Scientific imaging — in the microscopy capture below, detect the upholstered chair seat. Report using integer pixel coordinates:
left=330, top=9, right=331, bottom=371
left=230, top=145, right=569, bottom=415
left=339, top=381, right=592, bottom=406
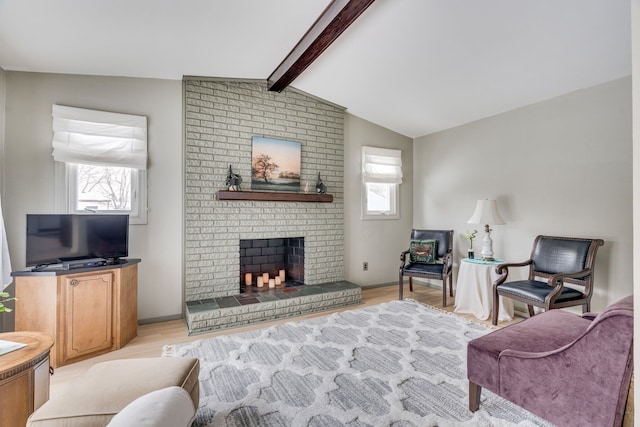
left=496, top=279, right=585, bottom=304
left=402, top=262, right=445, bottom=276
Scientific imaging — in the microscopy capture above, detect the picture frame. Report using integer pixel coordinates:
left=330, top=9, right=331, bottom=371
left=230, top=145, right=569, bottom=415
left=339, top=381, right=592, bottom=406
left=251, top=136, right=301, bottom=192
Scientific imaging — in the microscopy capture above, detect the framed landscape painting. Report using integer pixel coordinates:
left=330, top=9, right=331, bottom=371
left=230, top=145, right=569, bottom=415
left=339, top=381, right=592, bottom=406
left=251, top=136, right=301, bottom=192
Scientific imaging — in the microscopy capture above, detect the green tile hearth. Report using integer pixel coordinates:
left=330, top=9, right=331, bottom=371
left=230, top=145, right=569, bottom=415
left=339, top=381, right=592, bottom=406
left=185, top=281, right=362, bottom=334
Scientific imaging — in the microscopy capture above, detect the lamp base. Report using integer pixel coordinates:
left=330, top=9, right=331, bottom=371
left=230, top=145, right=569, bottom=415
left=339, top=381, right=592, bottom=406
left=480, top=224, right=495, bottom=261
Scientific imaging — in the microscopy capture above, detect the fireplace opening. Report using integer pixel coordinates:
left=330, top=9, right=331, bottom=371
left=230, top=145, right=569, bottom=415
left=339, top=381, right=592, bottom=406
left=239, top=237, right=304, bottom=292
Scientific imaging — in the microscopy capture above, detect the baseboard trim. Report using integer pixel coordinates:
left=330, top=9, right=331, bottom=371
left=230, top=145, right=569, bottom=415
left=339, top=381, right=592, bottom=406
left=138, top=313, right=183, bottom=325
left=360, top=282, right=396, bottom=289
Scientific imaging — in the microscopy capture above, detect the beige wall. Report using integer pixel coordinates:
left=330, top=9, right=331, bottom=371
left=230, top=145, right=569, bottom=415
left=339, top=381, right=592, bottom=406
left=3, top=72, right=183, bottom=322
left=0, top=67, right=5, bottom=187
left=0, top=66, right=11, bottom=332
left=414, top=77, right=633, bottom=312
left=344, top=114, right=413, bottom=286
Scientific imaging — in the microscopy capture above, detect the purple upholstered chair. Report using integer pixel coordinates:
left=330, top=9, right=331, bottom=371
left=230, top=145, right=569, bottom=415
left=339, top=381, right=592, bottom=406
left=467, top=295, right=633, bottom=427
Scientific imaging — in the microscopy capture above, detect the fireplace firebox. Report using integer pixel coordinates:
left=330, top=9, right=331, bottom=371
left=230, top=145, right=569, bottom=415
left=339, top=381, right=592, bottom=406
left=239, top=237, right=304, bottom=292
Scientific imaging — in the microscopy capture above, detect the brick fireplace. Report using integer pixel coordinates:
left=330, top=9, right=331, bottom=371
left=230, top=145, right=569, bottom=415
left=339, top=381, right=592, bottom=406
left=184, top=78, right=349, bottom=304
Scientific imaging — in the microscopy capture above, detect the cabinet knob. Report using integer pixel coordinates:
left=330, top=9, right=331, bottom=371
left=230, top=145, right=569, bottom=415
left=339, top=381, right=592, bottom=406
left=70, top=279, right=79, bottom=286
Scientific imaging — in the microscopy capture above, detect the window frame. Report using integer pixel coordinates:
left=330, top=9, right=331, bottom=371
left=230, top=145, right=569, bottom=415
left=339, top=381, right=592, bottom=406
left=361, top=145, right=402, bottom=220
left=361, top=181, right=400, bottom=220
left=56, top=162, right=147, bottom=224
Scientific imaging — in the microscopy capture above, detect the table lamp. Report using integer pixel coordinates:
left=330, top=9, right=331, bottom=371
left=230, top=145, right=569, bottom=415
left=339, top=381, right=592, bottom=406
left=467, top=199, right=505, bottom=261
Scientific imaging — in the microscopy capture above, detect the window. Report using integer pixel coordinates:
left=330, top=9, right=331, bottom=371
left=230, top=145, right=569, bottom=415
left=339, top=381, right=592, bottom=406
left=364, top=182, right=398, bottom=217
left=52, top=105, right=148, bottom=224
left=361, top=146, right=402, bottom=220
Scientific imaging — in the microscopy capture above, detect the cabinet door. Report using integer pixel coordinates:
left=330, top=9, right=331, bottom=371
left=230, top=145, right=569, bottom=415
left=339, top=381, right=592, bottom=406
left=62, top=273, right=114, bottom=364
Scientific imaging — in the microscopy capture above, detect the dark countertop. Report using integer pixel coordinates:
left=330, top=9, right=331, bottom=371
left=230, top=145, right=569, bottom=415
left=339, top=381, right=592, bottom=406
left=11, top=258, right=141, bottom=277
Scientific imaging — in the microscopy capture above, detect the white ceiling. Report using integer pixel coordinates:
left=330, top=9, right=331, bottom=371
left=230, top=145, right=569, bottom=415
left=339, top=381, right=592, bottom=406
left=0, top=0, right=631, bottom=138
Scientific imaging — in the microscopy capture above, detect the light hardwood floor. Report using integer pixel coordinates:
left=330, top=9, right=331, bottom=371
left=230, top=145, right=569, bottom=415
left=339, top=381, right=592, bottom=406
left=49, top=283, right=523, bottom=396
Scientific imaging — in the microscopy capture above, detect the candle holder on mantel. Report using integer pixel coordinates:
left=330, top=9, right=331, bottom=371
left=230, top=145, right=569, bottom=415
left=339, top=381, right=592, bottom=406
left=225, top=165, right=242, bottom=191
left=316, top=173, right=327, bottom=194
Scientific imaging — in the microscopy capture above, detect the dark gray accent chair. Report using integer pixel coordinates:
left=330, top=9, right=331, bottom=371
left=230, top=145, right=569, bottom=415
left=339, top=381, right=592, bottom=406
left=492, top=235, right=604, bottom=325
left=399, top=229, right=453, bottom=306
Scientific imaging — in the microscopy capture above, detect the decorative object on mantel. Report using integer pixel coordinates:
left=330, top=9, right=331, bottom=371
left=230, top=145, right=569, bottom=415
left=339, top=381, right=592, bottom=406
left=315, top=172, right=327, bottom=194
left=225, top=165, right=242, bottom=191
left=464, top=229, right=478, bottom=259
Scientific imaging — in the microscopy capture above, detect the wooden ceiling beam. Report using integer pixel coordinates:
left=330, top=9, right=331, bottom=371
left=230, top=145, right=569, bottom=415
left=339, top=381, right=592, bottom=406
left=267, top=0, right=376, bottom=92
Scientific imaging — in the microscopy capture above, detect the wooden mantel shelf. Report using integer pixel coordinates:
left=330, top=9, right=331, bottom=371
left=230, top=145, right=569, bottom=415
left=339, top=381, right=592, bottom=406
left=217, top=190, right=333, bottom=203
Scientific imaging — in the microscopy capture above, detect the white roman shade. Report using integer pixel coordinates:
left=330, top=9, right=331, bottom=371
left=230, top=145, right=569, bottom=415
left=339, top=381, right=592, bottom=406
left=0, top=196, right=12, bottom=290
left=52, top=105, right=148, bottom=170
left=362, top=146, right=403, bottom=184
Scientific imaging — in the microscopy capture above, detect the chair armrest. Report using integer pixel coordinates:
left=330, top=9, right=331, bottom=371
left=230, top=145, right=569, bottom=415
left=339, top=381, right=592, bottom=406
left=400, top=250, right=410, bottom=269
left=548, top=268, right=592, bottom=284
left=498, top=303, right=630, bottom=362
left=442, top=251, right=453, bottom=272
left=545, top=268, right=592, bottom=300
left=493, top=259, right=533, bottom=286
left=496, top=311, right=633, bottom=426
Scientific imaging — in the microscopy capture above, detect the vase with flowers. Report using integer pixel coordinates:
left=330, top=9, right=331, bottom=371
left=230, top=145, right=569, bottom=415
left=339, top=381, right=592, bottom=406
left=464, top=230, right=478, bottom=259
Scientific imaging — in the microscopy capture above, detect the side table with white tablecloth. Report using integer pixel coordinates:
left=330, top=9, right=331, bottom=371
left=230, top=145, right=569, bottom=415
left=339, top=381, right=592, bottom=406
left=454, top=258, right=514, bottom=322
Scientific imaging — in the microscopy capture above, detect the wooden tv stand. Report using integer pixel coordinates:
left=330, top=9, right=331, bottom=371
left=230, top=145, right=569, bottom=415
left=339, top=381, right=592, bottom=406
left=12, top=259, right=140, bottom=368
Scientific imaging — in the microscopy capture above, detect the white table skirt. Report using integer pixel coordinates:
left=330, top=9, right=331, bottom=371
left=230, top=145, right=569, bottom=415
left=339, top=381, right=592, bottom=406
left=454, top=259, right=514, bottom=321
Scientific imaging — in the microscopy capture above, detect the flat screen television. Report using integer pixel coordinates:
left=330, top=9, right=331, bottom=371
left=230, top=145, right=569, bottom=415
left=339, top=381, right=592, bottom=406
left=26, top=214, right=129, bottom=267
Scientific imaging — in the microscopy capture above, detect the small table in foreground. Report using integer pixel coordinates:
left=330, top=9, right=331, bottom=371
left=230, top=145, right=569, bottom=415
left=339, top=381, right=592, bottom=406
left=0, top=331, right=54, bottom=426
left=454, top=258, right=514, bottom=322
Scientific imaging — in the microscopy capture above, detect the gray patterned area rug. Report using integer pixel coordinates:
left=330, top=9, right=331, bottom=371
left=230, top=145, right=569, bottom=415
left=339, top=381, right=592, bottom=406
left=163, top=299, right=554, bottom=427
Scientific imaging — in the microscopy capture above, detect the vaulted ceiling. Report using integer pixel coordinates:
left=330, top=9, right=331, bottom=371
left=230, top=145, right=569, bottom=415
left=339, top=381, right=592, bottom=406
left=0, top=0, right=630, bottom=138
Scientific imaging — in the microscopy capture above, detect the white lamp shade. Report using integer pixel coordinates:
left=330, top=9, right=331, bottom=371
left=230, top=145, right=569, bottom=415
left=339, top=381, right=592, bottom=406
left=467, top=199, right=505, bottom=225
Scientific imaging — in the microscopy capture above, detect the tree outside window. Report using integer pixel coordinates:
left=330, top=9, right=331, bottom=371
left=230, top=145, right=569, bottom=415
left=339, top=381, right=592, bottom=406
left=76, top=164, right=131, bottom=211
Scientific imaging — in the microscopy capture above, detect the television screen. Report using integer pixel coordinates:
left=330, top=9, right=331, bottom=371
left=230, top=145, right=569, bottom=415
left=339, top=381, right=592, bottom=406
left=26, top=214, right=129, bottom=267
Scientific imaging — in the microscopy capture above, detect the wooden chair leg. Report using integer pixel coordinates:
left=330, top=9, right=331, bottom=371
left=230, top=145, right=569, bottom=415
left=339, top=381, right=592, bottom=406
left=442, top=278, right=447, bottom=307
left=492, top=291, right=500, bottom=325
left=399, top=274, right=404, bottom=300
left=582, top=302, right=590, bottom=313
left=449, top=275, right=453, bottom=297
left=469, top=381, right=482, bottom=412
left=409, top=277, right=413, bottom=292
left=527, top=305, right=535, bottom=317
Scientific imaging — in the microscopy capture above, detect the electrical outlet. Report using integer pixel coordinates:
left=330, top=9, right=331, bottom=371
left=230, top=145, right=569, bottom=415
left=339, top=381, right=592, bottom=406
left=363, top=262, right=368, bottom=271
